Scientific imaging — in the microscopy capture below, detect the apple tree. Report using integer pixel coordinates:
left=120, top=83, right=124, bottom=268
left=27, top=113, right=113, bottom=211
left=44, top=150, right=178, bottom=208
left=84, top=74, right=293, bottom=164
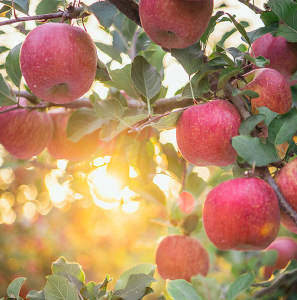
left=0, top=0, right=297, bottom=299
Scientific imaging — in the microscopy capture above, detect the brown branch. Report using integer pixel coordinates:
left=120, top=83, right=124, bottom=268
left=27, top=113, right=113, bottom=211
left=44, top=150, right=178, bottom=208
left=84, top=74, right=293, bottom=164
left=237, top=0, right=264, bottom=14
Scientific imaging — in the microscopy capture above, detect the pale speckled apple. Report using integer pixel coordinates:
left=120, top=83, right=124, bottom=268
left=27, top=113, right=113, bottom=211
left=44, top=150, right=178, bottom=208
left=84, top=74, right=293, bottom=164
left=155, top=235, right=209, bottom=281
left=0, top=98, right=53, bottom=159
left=274, top=158, right=297, bottom=234
left=176, top=100, right=241, bottom=167
left=203, top=177, right=280, bottom=251
left=47, top=108, right=99, bottom=161
left=20, top=23, right=97, bottom=104
left=251, top=34, right=297, bottom=86
left=139, top=0, right=213, bottom=49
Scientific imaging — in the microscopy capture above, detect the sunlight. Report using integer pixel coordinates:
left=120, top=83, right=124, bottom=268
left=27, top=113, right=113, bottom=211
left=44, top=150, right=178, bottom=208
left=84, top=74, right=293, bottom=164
left=193, top=166, right=211, bottom=182
left=48, top=183, right=67, bottom=204
left=159, top=129, right=178, bottom=151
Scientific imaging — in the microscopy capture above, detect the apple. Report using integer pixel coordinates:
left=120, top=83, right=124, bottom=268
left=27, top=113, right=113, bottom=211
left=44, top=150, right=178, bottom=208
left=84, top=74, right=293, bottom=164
left=47, top=108, right=99, bottom=161
left=0, top=98, right=53, bottom=159
left=263, top=237, right=297, bottom=279
left=233, top=68, right=292, bottom=115
left=178, top=191, right=195, bottom=214
left=176, top=100, right=241, bottom=167
left=139, top=0, right=213, bottom=49
left=20, top=23, right=97, bottom=104
left=251, top=33, right=297, bottom=86
left=155, top=235, right=209, bottom=281
left=274, top=158, right=297, bottom=234
left=203, top=177, right=280, bottom=251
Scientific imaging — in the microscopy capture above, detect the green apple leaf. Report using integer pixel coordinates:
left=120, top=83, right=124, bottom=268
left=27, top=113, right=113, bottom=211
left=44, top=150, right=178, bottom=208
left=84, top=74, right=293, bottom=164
left=0, top=74, right=17, bottom=106
left=226, top=13, right=250, bottom=45
left=5, top=42, right=22, bottom=87
left=226, top=47, right=244, bottom=59
left=275, top=23, right=297, bottom=43
left=7, top=277, right=26, bottom=300
left=191, top=275, right=221, bottom=300
left=105, top=64, right=141, bottom=99
left=226, top=272, right=255, bottom=300
left=26, top=290, right=45, bottom=300
left=131, top=55, right=162, bottom=100
left=211, top=51, right=236, bottom=67
left=246, top=22, right=279, bottom=44
left=35, top=0, right=62, bottom=16
left=261, top=11, right=279, bottom=26
left=284, top=138, right=297, bottom=162
left=244, top=53, right=270, bottom=68
left=217, top=67, right=244, bottom=89
left=167, top=280, right=201, bottom=300
left=95, top=42, right=122, bottom=64
left=94, top=98, right=124, bottom=121
left=94, top=275, right=111, bottom=299
left=95, top=58, right=111, bottom=82
left=257, top=107, right=279, bottom=126
left=0, top=5, right=12, bottom=18
left=171, top=43, right=204, bottom=75
left=239, top=114, right=266, bottom=135
left=44, top=275, right=80, bottom=300
left=268, top=108, right=297, bottom=145
left=81, top=282, right=97, bottom=300
left=0, top=46, right=9, bottom=54
left=185, top=173, right=207, bottom=198
left=0, top=0, right=29, bottom=15
left=232, top=136, right=280, bottom=166
left=232, top=87, right=259, bottom=99
left=200, top=11, right=225, bottom=44
left=151, top=109, right=184, bottom=130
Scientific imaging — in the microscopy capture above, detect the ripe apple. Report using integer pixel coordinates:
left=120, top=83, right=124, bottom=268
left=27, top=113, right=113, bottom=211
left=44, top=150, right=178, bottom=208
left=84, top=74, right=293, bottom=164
left=203, top=177, right=280, bottom=251
left=251, top=33, right=297, bottom=86
left=176, top=100, right=241, bottom=167
left=47, top=108, right=99, bottom=161
left=20, top=23, right=97, bottom=104
left=139, top=0, right=213, bottom=49
left=233, top=68, right=292, bottom=115
left=263, top=237, right=297, bottom=279
left=274, top=158, right=297, bottom=234
left=0, top=98, right=53, bottom=159
left=178, top=191, right=195, bottom=214
left=155, top=235, right=209, bottom=281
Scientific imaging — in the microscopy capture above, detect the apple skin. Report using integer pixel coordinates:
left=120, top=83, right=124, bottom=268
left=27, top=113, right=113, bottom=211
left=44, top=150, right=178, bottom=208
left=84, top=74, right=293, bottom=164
left=155, top=235, right=209, bottom=281
left=263, top=237, right=297, bottom=279
left=233, top=68, right=292, bottom=115
left=203, top=177, right=280, bottom=251
left=20, top=23, right=97, bottom=104
left=47, top=108, right=99, bottom=161
left=251, top=33, right=297, bottom=86
left=274, top=158, right=297, bottom=234
left=0, top=98, right=53, bottom=159
left=176, top=100, right=241, bottom=167
left=139, top=0, right=213, bottom=49
left=178, top=191, right=195, bottom=214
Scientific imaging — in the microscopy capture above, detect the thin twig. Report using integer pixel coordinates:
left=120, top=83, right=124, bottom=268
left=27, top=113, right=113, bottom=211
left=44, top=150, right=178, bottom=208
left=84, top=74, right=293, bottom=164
left=237, top=0, right=264, bottom=14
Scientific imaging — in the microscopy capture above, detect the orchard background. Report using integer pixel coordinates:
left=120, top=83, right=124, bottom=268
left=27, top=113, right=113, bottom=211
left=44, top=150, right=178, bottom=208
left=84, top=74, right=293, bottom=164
left=0, top=0, right=297, bottom=299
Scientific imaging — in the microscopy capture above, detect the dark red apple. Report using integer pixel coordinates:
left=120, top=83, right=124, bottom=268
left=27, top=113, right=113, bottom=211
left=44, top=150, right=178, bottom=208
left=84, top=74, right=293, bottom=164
left=0, top=98, right=53, bottom=159
left=203, top=177, right=280, bottom=251
left=139, top=0, right=213, bottom=49
left=47, top=108, right=99, bottom=161
left=176, top=100, right=241, bottom=167
left=20, top=23, right=97, bottom=104
left=155, top=235, right=209, bottom=281
left=251, top=33, right=297, bottom=86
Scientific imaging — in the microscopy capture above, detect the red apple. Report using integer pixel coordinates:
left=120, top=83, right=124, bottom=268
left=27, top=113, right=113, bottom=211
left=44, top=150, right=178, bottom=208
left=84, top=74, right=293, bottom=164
left=233, top=68, right=292, bottom=115
left=139, top=0, right=213, bottom=49
left=47, top=108, right=99, bottom=161
left=274, top=158, right=297, bottom=234
left=0, top=98, right=53, bottom=159
left=176, top=100, right=241, bottom=167
left=155, top=235, right=209, bottom=281
left=20, top=23, right=97, bottom=104
left=203, top=177, right=280, bottom=251
left=178, top=191, right=195, bottom=214
left=251, top=33, right=297, bottom=86
left=263, top=237, right=297, bottom=279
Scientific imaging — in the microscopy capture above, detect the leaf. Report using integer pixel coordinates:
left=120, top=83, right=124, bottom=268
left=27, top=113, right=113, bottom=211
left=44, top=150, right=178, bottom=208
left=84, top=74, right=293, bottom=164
left=0, top=0, right=29, bottom=14
left=0, top=74, right=17, bottom=106
left=191, top=275, right=221, bottom=300
left=44, top=275, right=80, bottom=300
left=5, top=42, right=22, bottom=87
left=239, top=114, right=266, bottom=135
left=185, top=173, right=207, bottom=199
left=115, top=263, right=156, bottom=291
left=95, top=42, right=122, bottom=64
left=89, top=2, right=118, bottom=29
left=0, top=5, right=12, bottom=18
left=232, top=136, right=280, bottom=166
left=227, top=272, right=255, bottom=300
left=0, top=46, right=9, bottom=54
left=268, top=108, right=297, bottom=145
left=114, top=274, right=157, bottom=300
left=232, top=87, right=259, bottom=99
left=81, top=282, right=97, bottom=300
left=7, top=277, right=26, bottom=300
left=35, top=0, right=62, bottom=17
left=94, top=99, right=124, bottom=121
left=167, top=280, right=201, bottom=300
left=257, top=107, right=279, bottom=126
left=200, top=11, right=225, bottom=44
left=217, top=67, right=244, bottom=89
left=261, top=11, right=279, bottom=26
left=246, top=22, right=279, bottom=44
left=219, top=21, right=249, bottom=47
left=171, top=43, right=204, bottom=75
left=137, top=139, right=155, bottom=180
left=152, top=110, right=184, bottom=130
left=52, top=257, right=85, bottom=291
left=226, top=13, right=250, bottom=45
left=26, top=290, right=45, bottom=300
left=244, top=53, right=270, bottom=68
left=194, top=60, right=226, bottom=85
left=66, top=107, right=107, bottom=142
left=275, top=23, right=297, bottom=42
left=285, top=138, right=297, bottom=162
left=131, top=55, right=162, bottom=100
left=96, top=58, right=111, bottom=82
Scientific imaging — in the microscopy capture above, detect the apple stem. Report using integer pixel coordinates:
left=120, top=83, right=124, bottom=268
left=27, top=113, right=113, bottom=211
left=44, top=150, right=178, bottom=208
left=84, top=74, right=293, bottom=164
left=11, top=0, right=18, bottom=20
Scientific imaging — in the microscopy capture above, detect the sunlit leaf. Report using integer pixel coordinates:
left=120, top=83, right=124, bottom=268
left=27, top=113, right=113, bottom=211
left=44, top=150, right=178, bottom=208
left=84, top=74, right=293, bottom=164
left=0, top=0, right=29, bottom=14
left=94, top=99, right=124, bottom=121
left=152, top=110, right=184, bottom=130
left=88, top=1, right=118, bottom=28
left=26, top=290, right=45, bottom=300
left=5, top=42, right=22, bottom=87
left=167, top=280, right=201, bottom=300
left=95, top=42, right=122, bottom=64
left=191, top=275, right=221, bottom=300
left=7, top=277, right=26, bottom=299
left=227, top=272, right=255, bottom=300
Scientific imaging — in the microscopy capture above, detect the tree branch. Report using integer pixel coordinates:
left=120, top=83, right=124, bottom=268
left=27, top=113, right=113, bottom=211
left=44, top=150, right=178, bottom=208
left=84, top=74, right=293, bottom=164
left=237, top=0, right=263, bottom=14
